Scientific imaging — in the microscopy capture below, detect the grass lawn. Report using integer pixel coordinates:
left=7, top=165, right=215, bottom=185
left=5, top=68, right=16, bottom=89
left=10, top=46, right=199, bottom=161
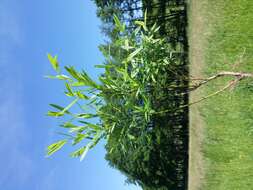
left=188, top=0, right=253, bottom=189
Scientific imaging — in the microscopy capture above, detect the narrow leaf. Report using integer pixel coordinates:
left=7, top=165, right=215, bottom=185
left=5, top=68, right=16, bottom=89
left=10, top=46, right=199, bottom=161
left=144, top=9, right=148, bottom=31
left=72, top=133, right=88, bottom=145
left=61, top=122, right=77, bottom=129
left=65, top=83, right=74, bottom=96
left=79, top=121, right=101, bottom=131
left=75, top=91, right=89, bottom=99
left=72, top=82, right=85, bottom=87
left=77, top=113, right=98, bottom=119
left=47, top=54, right=60, bottom=72
left=135, top=20, right=145, bottom=27
left=65, top=66, right=81, bottom=81
left=46, top=139, right=67, bottom=156
left=80, top=144, right=91, bottom=161
left=49, top=104, right=71, bottom=114
left=45, top=75, right=70, bottom=80
left=113, top=15, right=125, bottom=32
left=60, top=98, right=79, bottom=115
left=47, top=111, right=64, bottom=117
left=70, top=146, right=86, bottom=158
left=126, top=47, right=142, bottom=62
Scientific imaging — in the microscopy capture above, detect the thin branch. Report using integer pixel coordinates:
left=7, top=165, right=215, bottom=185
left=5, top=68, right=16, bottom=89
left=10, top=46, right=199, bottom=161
left=188, top=77, right=243, bottom=106
left=190, top=71, right=253, bottom=91
left=187, top=71, right=253, bottom=106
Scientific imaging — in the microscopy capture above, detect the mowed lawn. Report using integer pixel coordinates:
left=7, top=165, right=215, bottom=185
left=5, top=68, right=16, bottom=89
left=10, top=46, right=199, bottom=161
left=189, top=0, right=253, bottom=189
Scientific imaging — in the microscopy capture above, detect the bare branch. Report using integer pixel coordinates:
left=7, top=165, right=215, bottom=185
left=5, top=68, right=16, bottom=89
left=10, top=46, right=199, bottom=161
left=190, top=71, right=253, bottom=91
left=188, top=71, right=253, bottom=106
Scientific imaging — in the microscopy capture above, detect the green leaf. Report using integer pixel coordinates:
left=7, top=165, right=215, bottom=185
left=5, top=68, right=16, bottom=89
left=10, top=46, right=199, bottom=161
left=89, top=132, right=103, bottom=149
left=65, top=66, right=81, bottom=81
left=113, top=15, right=125, bottom=32
left=47, top=53, right=60, bottom=73
left=77, top=113, right=98, bottom=119
left=59, top=98, right=79, bottom=115
left=135, top=20, right=145, bottom=27
left=144, top=9, right=148, bottom=31
left=151, top=74, right=156, bottom=83
left=127, top=134, right=136, bottom=140
left=47, top=111, right=64, bottom=117
left=65, top=83, right=74, bottom=96
left=122, top=39, right=134, bottom=51
left=45, top=75, right=70, bottom=80
left=75, top=91, right=89, bottom=99
left=65, top=67, right=99, bottom=89
left=80, top=70, right=100, bottom=89
left=70, top=146, right=86, bottom=158
left=145, top=111, right=149, bottom=122
left=71, top=132, right=103, bottom=161
left=94, top=64, right=107, bottom=68
left=135, top=18, right=147, bottom=31
left=69, top=126, right=86, bottom=133
left=108, top=123, right=116, bottom=134
left=150, top=23, right=160, bottom=33
left=61, top=122, right=77, bottom=128
left=79, top=121, right=101, bottom=131
left=134, top=26, right=141, bottom=36
left=46, top=139, right=67, bottom=156
left=80, top=143, right=91, bottom=161
left=126, top=47, right=142, bottom=62
left=49, top=104, right=71, bottom=114
left=113, top=14, right=121, bottom=27
left=72, top=133, right=88, bottom=145
left=71, top=82, right=85, bottom=87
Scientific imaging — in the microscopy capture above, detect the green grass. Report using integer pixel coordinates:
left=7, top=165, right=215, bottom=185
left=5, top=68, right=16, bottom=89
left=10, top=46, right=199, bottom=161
left=194, top=0, right=253, bottom=189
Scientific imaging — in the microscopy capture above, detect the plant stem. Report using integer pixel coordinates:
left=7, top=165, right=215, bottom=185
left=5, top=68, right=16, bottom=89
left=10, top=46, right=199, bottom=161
left=188, top=71, right=253, bottom=106
left=190, top=71, right=253, bottom=91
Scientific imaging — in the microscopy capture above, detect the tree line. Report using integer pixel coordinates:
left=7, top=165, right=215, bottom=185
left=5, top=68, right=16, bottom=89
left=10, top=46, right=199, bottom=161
left=92, top=0, right=189, bottom=189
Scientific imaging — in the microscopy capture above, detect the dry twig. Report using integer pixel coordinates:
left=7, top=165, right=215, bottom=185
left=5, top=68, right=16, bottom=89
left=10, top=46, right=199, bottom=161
left=189, top=71, right=253, bottom=106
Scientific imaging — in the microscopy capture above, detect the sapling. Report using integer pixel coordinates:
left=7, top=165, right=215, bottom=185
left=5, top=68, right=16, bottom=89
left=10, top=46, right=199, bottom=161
left=45, top=15, right=253, bottom=161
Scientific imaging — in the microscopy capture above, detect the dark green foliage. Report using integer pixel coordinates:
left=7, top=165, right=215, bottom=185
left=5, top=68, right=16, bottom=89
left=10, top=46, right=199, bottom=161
left=92, top=0, right=141, bottom=39
left=106, top=125, right=177, bottom=189
left=92, top=1, right=189, bottom=189
left=100, top=18, right=188, bottom=189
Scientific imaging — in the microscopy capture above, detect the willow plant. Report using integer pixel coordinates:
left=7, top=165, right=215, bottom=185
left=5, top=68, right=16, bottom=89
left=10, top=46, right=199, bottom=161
left=46, top=14, right=182, bottom=160
left=46, top=14, right=253, bottom=162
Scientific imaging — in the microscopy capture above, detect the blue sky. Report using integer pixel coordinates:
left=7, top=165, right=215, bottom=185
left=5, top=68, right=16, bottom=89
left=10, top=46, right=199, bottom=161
left=0, top=0, right=141, bottom=189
